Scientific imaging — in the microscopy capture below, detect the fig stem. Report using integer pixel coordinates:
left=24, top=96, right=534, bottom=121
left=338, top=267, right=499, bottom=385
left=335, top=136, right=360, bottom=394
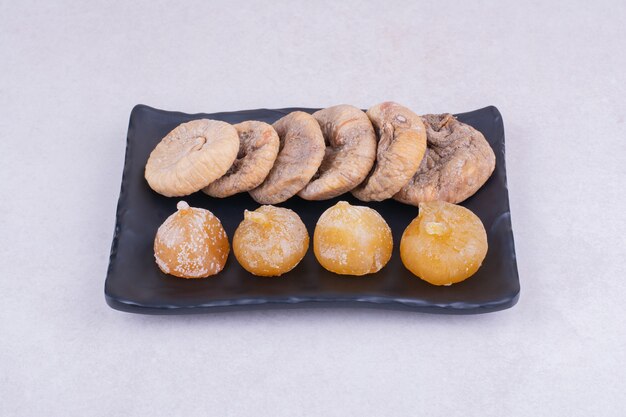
left=245, top=210, right=268, bottom=224
left=191, top=136, right=207, bottom=151
left=425, top=221, right=447, bottom=236
left=176, top=201, right=190, bottom=211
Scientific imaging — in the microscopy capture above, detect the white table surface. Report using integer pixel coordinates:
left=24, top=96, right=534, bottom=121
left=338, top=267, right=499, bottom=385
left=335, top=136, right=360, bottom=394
left=1, top=1, right=625, bottom=415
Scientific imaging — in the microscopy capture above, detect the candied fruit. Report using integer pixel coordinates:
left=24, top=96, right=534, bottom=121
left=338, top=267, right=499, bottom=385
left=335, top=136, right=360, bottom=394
left=154, top=201, right=230, bottom=278
left=233, top=205, right=309, bottom=276
left=314, top=201, right=392, bottom=275
left=400, top=201, right=487, bottom=285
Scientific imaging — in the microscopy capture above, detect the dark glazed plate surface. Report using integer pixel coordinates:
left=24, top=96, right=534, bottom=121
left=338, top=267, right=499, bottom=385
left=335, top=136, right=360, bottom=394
left=105, top=105, right=519, bottom=315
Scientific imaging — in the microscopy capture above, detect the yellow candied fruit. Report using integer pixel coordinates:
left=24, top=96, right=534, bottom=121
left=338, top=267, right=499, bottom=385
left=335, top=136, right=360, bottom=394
left=313, top=201, right=392, bottom=276
left=233, top=205, right=309, bottom=276
left=400, top=201, right=487, bottom=286
left=153, top=201, right=230, bottom=278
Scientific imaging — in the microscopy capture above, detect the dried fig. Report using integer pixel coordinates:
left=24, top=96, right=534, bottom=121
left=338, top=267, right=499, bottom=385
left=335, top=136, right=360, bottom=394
left=145, top=119, right=239, bottom=197
left=351, top=102, right=427, bottom=201
left=394, top=114, right=496, bottom=205
left=298, top=105, right=377, bottom=200
left=203, top=121, right=279, bottom=198
left=249, top=111, right=325, bottom=204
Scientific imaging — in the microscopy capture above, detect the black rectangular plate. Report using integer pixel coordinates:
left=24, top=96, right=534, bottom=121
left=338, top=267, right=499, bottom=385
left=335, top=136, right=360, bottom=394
left=105, top=105, right=519, bottom=315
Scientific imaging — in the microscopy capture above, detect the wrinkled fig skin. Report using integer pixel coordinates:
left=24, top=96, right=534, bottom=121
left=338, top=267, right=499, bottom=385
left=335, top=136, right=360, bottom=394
left=145, top=119, right=239, bottom=197
left=249, top=111, right=325, bottom=204
left=394, top=114, right=496, bottom=205
left=352, top=102, right=427, bottom=201
left=298, top=105, right=377, bottom=200
left=203, top=121, right=279, bottom=198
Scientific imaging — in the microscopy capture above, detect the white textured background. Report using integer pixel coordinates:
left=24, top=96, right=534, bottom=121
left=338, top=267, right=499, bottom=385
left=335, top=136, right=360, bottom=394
left=1, top=1, right=625, bottom=415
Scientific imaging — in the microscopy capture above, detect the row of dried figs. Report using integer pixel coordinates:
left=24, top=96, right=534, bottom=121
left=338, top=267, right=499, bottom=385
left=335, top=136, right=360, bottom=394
left=154, top=200, right=488, bottom=286
left=145, top=102, right=496, bottom=205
